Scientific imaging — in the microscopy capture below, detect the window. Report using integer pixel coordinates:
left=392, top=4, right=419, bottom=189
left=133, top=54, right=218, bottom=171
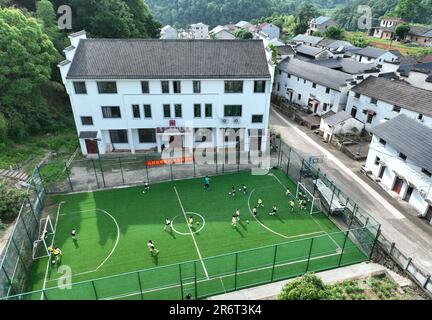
left=109, top=130, right=128, bottom=143
left=254, top=81, right=266, bottom=93
left=173, top=81, right=181, bottom=93
left=379, top=138, right=386, bottom=146
left=163, top=104, right=171, bottom=118
left=325, top=88, right=330, bottom=94
left=81, top=116, right=93, bottom=125
left=132, top=105, right=140, bottom=118
left=370, top=98, right=377, bottom=104
left=277, top=82, right=280, bottom=91
left=252, top=115, right=263, bottom=123
left=422, top=168, right=432, bottom=177
left=399, top=152, right=407, bottom=161
left=161, top=81, right=170, bottom=94
left=354, top=92, right=361, bottom=99
left=298, top=94, right=302, bottom=100
left=97, top=82, right=117, bottom=94
left=418, top=114, right=423, bottom=120
left=351, top=107, right=357, bottom=118
left=287, top=73, right=291, bottom=79
left=138, top=129, right=156, bottom=143
left=224, top=81, right=243, bottom=93
left=224, top=105, right=242, bottom=117
left=144, top=105, right=152, bottom=118
left=141, top=81, right=149, bottom=94
left=312, top=83, right=317, bottom=88
left=374, top=156, right=381, bottom=165
left=366, top=113, right=374, bottom=124
left=205, top=104, right=212, bottom=118
left=393, top=106, right=401, bottom=113
left=194, top=104, right=201, bottom=118
left=322, top=103, right=328, bottom=112
left=73, top=82, right=87, bottom=94
left=193, top=81, right=201, bottom=93
left=174, top=104, right=182, bottom=118
left=102, top=106, right=121, bottom=118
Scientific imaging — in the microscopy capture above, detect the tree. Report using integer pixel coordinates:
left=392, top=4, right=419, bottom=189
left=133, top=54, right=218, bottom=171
left=0, top=181, right=27, bottom=222
left=0, top=8, right=57, bottom=141
left=349, top=32, right=370, bottom=48
left=292, top=4, right=319, bottom=35
left=278, top=273, right=330, bottom=300
left=36, top=0, right=66, bottom=51
left=324, top=25, right=345, bottom=40
left=234, top=29, right=253, bottom=39
left=395, top=23, right=410, bottom=40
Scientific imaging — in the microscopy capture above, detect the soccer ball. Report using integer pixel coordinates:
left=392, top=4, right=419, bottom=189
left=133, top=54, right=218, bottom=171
left=196, top=221, right=200, bottom=225
left=142, top=191, right=145, bottom=194
left=239, top=188, right=241, bottom=191
left=246, top=220, right=249, bottom=224
left=228, top=192, right=231, bottom=196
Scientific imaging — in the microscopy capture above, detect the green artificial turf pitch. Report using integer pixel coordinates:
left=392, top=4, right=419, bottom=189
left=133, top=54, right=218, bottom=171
left=25, top=169, right=368, bottom=300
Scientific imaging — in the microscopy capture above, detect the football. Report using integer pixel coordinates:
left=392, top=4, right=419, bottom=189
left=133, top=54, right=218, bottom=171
left=246, top=220, right=249, bottom=224
left=196, top=221, right=200, bottom=225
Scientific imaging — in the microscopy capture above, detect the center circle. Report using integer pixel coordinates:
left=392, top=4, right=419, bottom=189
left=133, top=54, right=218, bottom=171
left=171, top=212, right=206, bottom=236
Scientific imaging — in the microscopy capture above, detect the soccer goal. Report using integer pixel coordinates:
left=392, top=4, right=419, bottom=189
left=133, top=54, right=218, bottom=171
left=32, top=216, right=55, bottom=260
left=296, top=182, right=322, bottom=215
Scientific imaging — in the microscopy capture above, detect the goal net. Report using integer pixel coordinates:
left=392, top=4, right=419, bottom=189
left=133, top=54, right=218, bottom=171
left=32, top=216, right=55, bottom=260
left=296, top=182, right=322, bottom=215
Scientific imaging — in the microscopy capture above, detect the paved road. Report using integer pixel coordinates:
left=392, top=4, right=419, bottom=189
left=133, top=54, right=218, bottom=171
left=270, top=107, right=432, bottom=273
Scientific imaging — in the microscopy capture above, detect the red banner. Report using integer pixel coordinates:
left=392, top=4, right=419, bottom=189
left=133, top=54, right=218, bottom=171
left=145, top=156, right=193, bottom=167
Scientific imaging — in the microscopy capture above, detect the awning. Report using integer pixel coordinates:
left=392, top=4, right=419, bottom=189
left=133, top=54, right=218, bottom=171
left=367, top=110, right=376, bottom=115
left=392, top=169, right=405, bottom=179
left=79, top=131, right=98, bottom=139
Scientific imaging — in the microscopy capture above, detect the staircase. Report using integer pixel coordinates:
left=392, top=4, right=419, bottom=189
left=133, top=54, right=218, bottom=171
left=0, top=169, right=29, bottom=182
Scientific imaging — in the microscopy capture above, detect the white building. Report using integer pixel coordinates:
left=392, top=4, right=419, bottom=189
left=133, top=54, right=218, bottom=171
left=209, top=26, right=236, bottom=40
left=398, top=62, right=432, bottom=90
left=320, top=111, right=364, bottom=143
left=292, top=34, right=323, bottom=47
left=352, top=47, right=399, bottom=65
left=307, top=16, right=337, bottom=36
left=58, top=32, right=272, bottom=156
left=160, top=25, right=177, bottom=39
left=190, top=23, right=209, bottom=39
left=346, top=76, right=432, bottom=131
left=235, top=21, right=253, bottom=31
left=258, top=22, right=280, bottom=40
left=372, top=18, right=404, bottom=40
left=274, top=57, right=353, bottom=115
left=365, top=115, right=432, bottom=222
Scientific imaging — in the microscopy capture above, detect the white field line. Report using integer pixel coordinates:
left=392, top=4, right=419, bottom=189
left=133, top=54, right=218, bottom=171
left=247, top=188, right=326, bottom=240
left=272, top=108, right=405, bottom=220
left=268, top=173, right=341, bottom=250
left=100, top=250, right=341, bottom=300
left=40, top=201, right=65, bottom=300
left=174, top=186, right=209, bottom=279
left=45, top=208, right=120, bottom=283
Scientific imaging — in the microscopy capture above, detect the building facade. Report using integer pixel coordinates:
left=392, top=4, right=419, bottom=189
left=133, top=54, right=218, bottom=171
left=160, top=25, right=178, bottom=39
left=307, top=16, right=337, bottom=35
left=59, top=33, right=272, bottom=156
left=365, top=115, right=432, bottom=222
left=190, top=23, right=209, bottom=39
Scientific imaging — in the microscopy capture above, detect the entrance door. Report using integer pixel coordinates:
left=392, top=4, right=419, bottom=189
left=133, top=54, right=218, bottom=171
left=392, top=177, right=403, bottom=194
left=404, top=186, right=414, bottom=202
left=85, top=139, right=99, bottom=154
left=425, top=206, right=432, bottom=223
left=378, top=166, right=386, bottom=179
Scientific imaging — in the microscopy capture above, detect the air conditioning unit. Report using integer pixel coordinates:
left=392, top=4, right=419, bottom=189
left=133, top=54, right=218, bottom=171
left=221, top=118, right=228, bottom=124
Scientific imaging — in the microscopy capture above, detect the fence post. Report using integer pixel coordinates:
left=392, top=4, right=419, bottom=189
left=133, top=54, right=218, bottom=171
left=64, top=162, right=73, bottom=192
left=286, top=147, right=292, bottom=175
left=97, top=153, right=106, bottom=188
left=91, top=280, right=99, bottom=300
left=305, top=238, right=314, bottom=272
left=36, top=165, right=47, bottom=195
left=313, top=168, right=320, bottom=196
left=234, top=252, right=239, bottom=290
left=369, top=226, right=381, bottom=260
left=389, top=242, right=396, bottom=255
left=329, top=183, right=336, bottom=215
left=178, top=264, right=184, bottom=300
left=27, top=196, right=38, bottom=223
left=137, top=272, right=144, bottom=300
left=215, top=147, right=218, bottom=175
left=277, top=138, right=282, bottom=167
left=271, top=245, right=278, bottom=282
left=423, top=275, right=431, bottom=289
left=194, top=260, right=198, bottom=299
left=119, top=158, right=125, bottom=185
left=338, top=231, right=350, bottom=266
left=170, top=163, right=173, bottom=181
left=145, top=156, right=149, bottom=183
left=193, top=156, right=196, bottom=177
left=348, top=204, right=357, bottom=229
left=405, top=257, right=413, bottom=271
left=92, top=159, right=100, bottom=189
left=299, top=159, right=305, bottom=183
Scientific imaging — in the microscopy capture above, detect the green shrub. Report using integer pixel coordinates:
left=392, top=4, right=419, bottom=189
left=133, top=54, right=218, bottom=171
left=0, top=181, right=27, bottom=221
left=278, top=273, right=330, bottom=300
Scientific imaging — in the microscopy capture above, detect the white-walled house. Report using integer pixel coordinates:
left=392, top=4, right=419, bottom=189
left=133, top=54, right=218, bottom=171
left=320, top=111, right=364, bottom=143
left=160, top=25, right=177, bottom=39
left=190, top=23, right=209, bottom=39
left=292, top=34, right=323, bottom=47
left=258, top=23, right=280, bottom=40
left=209, top=26, right=236, bottom=40
left=346, top=76, right=432, bottom=131
left=365, top=115, right=432, bottom=222
left=373, top=18, right=404, bottom=40
left=352, top=47, right=399, bottom=65
left=307, top=16, right=337, bottom=36
left=398, top=62, right=432, bottom=90
left=58, top=32, right=272, bottom=156
left=274, top=57, right=353, bottom=115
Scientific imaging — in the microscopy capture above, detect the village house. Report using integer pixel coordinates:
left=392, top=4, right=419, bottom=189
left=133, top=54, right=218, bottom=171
left=190, top=22, right=209, bottom=39
left=365, top=115, right=432, bottom=223
left=405, top=26, right=432, bottom=47
left=307, top=16, right=337, bottom=36
left=398, top=62, right=432, bottom=90
left=345, top=76, right=432, bottom=131
left=352, top=47, right=399, bottom=65
left=319, top=110, right=364, bottom=143
left=257, top=22, right=280, bottom=40
left=58, top=32, right=272, bottom=156
left=292, top=34, right=323, bottom=47
left=209, top=25, right=236, bottom=40
left=160, top=25, right=177, bottom=39
left=293, top=44, right=333, bottom=61
left=274, top=57, right=353, bottom=116
left=373, top=18, right=405, bottom=40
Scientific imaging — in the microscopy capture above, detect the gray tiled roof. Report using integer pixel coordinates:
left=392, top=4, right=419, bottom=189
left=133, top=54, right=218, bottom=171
left=408, top=26, right=432, bottom=37
left=324, top=111, right=352, bottom=126
left=292, top=34, right=323, bottom=46
left=314, top=16, right=332, bottom=25
left=278, top=58, right=352, bottom=91
left=356, top=47, right=391, bottom=58
left=370, top=115, right=432, bottom=172
left=67, top=39, right=271, bottom=79
left=311, top=58, right=378, bottom=75
left=294, top=44, right=325, bottom=57
left=351, top=76, right=432, bottom=116
left=398, top=62, right=432, bottom=76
